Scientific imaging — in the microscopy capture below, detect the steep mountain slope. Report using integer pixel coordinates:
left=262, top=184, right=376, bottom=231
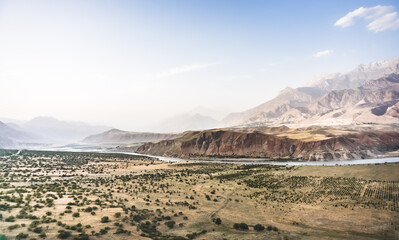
left=83, top=129, right=180, bottom=145
left=304, top=74, right=399, bottom=125
left=222, top=87, right=324, bottom=127
left=136, top=127, right=399, bottom=161
left=222, top=59, right=399, bottom=127
left=307, top=58, right=399, bottom=91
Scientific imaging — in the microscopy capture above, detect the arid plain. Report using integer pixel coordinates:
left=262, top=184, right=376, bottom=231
left=0, top=149, right=398, bottom=240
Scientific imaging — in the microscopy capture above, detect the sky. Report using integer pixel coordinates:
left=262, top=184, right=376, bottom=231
left=0, top=0, right=398, bottom=130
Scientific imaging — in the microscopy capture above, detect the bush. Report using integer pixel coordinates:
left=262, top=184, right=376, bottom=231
left=165, top=221, right=175, bottom=229
left=101, top=216, right=109, bottom=223
left=8, top=224, right=20, bottom=231
left=233, top=222, right=248, bottom=230
left=5, top=216, right=16, bottom=222
left=73, top=233, right=89, bottom=240
left=214, top=218, right=222, bottom=225
left=33, top=227, right=43, bottom=233
left=57, top=230, right=71, bottom=239
left=16, top=233, right=29, bottom=239
left=267, top=225, right=273, bottom=231
left=114, top=212, right=121, bottom=218
left=72, top=213, right=80, bottom=218
left=239, top=223, right=248, bottom=230
left=39, top=232, right=47, bottom=238
left=233, top=223, right=240, bottom=229
left=254, top=224, right=265, bottom=231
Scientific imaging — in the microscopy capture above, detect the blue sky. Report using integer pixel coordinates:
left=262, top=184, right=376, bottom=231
left=0, top=0, right=398, bottom=130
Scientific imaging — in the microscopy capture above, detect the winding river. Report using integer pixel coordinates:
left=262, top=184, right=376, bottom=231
left=35, top=144, right=399, bottom=166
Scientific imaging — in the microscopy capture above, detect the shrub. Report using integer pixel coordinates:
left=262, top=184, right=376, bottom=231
left=8, top=224, right=20, bottom=231
left=5, top=216, right=16, bottom=222
left=33, top=227, right=43, bottom=233
left=165, top=221, right=175, bottom=229
left=239, top=223, right=248, bottom=230
left=267, top=225, right=273, bottom=231
left=233, top=223, right=240, bottom=229
left=16, top=233, right=29, bottom=239
left=72, top=213, right=80, bottom=218
left=114, top=212, right=121, bottom=218
left=73, top=233, right=89, bottom=240
left=101, top=216, right=109, bottom=223
left=57, top=230, right=71, bottom=239
left=233, top=223, right=248, bottom=230
left=39, top=232, right=46, bottom=238
left=214, top=218, right=222, bottom=225
left=254, top=224, right=265, bottom=231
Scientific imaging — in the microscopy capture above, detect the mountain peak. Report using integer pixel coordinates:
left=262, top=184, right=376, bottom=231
left=306, top=57, right=399, bottom=91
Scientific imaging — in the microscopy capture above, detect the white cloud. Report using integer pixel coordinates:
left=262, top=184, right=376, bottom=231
left=312, top=50, right=333, bottom=58
left=334, top=5, right=399, bottom=32
left=157, top=62, right=220, bottom=78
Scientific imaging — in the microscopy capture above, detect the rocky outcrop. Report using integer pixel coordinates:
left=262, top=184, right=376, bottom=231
left=136, top=129, right=399, bottom=161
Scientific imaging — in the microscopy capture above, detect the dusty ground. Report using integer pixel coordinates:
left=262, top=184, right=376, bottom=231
left=0, top=149, right=398, bottom=240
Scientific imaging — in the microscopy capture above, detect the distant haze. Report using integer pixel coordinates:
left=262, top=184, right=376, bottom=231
left=1, top=0, right=398, bottom=131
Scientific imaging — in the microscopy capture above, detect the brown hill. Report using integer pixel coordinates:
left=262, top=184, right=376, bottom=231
left=136, top=128, right=399, bottom=161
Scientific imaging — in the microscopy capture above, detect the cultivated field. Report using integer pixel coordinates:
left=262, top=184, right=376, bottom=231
left=0, top=149, right=398, bottom=240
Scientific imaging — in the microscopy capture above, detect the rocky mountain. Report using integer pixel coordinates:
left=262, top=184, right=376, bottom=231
left=21, top=117, right=111, bottom=143
left=154, top=113, right=219, bottom=133
left=222, top=58, right=399, bottom=127
left=0, top=121, right=35, bottom=147
left=306, top=58, right=399, bottom=91
left=83, top=129, right=180, bottom=145
left=303, top=74, right=399, bottom=125
left=222, top=86, right=325, bottom=127
left=136, top=127, right=399, bottom=161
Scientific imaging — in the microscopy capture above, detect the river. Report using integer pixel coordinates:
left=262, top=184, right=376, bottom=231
left=30, top=144, right=399, bottom=166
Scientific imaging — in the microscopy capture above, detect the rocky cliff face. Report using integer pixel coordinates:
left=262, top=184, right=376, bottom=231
left=136, top=128, right=399, bottom=161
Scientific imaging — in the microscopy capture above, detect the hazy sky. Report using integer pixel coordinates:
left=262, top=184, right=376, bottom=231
left=1, top=0, right=398, bottom=130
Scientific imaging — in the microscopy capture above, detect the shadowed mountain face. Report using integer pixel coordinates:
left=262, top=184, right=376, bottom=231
left=222, top=58, right=399, bottom=127
left=83, top=129, right=180, bottom=145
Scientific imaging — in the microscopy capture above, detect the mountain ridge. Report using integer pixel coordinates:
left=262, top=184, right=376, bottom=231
left=222, top=58, right=399, bottom=127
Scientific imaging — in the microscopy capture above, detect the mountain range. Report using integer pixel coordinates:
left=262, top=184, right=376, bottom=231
left=222, top=58, right=399, bottom=127
left=1, top=58, right=399, bottom=160
left=0, top=117, right=111, bottom=147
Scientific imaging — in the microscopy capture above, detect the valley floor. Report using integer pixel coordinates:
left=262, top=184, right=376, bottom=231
left=0, top=149, right=398, bottom=240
